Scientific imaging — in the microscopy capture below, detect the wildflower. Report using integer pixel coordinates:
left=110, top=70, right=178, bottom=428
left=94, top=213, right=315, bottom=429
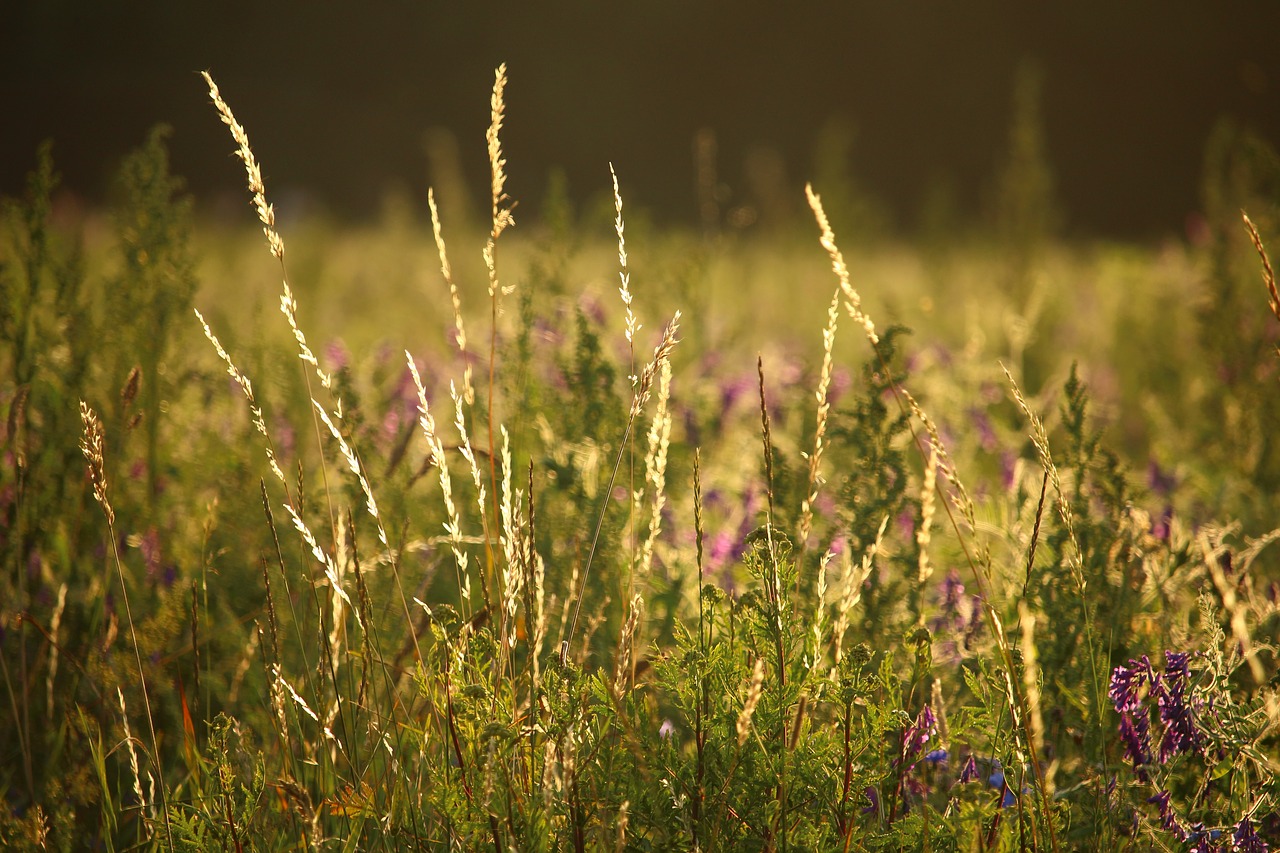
left=1147, top=459, right=1176, bottom=496
left=1000, top=450, right=1018, bottom=491
left=924, top=749, right=948, bottom=765
left=901, top=706, right=937, bottom=769
left=1109, top=656, right=1154, bottom=713
left=861, top=786, right=880, bottom=815
left=970, top=407, right=998, bottom=451
left=987, top=765, right=1004, bottom=789
left=1117, top=712, right=1152, bottom=777
left=1151, top=505, right=1173, bottom=541
left=1153, top=650, right=1202, bottom=762
left=896, top=509, right=915, bottom=541
left=1147, top=790, right=1188, bottom=841
left=325, top=339, right=349, bottom=373
left=718, top=372, right=756, bottom=418
left=1233, top=818, right=1267, bottom=853
left=958, top=754, right=980, bottom=783
left=658, top=719, right=675, bottom=740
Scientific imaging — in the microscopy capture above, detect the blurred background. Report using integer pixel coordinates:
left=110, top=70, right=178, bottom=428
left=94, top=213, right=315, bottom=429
left=4, top=0, right=1280, bottom=241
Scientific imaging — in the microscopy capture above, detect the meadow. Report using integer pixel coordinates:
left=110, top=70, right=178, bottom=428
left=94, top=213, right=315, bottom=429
left=2, top=66, right=1280, bottom=850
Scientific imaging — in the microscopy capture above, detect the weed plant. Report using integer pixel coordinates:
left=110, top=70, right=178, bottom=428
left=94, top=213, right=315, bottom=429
left=2, top=66, right=1279, bottom=850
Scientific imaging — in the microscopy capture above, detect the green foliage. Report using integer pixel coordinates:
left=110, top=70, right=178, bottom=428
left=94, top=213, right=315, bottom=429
left=3, top=85, right=1280, bottom=852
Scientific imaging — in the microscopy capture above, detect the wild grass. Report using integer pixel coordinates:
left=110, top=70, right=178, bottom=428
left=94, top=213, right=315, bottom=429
left=2, top=65, right=1280, bottom=850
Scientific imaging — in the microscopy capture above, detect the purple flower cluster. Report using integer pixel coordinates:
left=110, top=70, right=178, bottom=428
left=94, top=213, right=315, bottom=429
left=1109, top=651, right=1204, bottom=775
left=902, top=706, right=936, bottom=762
left=930, top=570, right=983, bottom=663
left=1146, top=791, right=1266, bottom=852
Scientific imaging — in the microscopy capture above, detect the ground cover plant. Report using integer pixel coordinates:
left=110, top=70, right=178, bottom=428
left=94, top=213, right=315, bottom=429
left=3, top=64, right=1280, bottom=850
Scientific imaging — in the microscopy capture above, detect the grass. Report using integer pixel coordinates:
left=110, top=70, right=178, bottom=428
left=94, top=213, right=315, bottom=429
left=2, top=65, right=1279, bottom=850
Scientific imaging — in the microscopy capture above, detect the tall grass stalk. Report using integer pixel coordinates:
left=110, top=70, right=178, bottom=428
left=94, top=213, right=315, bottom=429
left=806, top=184, right=1062, bottom=850
left=79, top=401, right=174, bottom=849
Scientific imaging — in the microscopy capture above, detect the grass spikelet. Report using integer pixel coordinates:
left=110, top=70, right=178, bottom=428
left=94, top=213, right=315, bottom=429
left=195, top=308, right=286, bottom=485
left=799, top=286, right=840, bottom=558
left=833, top=516, right=887, bottom=666
left=1242, top=211, right=1280, bottom=324
left=917, top=446, right=938, bottom=588
left=430, top=188, right=474, bottom=403
left=46, top=583, right=67, bottom=721
left=563, top=311, right=682, bottom=664
left=80, top=402, right=172, bottom=846
left=282, top=501, right=362, bottom=631
left=117, top=688, right=149, bottom=822
left=1018, top=600, right=1046, bottom=780
left=639, top=359, right=672, bottom=577
left=274, top=665, right=321, bottom=726
left=499, top=425, right=524, bottom=648
left=737, top=657, right=766, bottom=746
left=900, top=387, right=976, bottom=533
left=630, top=311, right=682, bottom=421
left=79, top=401, right=114, bottom=527
left=201, top=70, right=284, bottom=260
left=1000, top=364, right=1082, bottom=585
left=313, top=400, right=382, bottom=542
left=613, top=594, right=643, bottom=695
left=282, top=282, right=334, bottom=391
left=408, top=356, right=473, bottom=606
left=611, top=163, right=640, bottom=347
left=487, top=63, right=514, bottom=246
left=804, top=183, right=877, bottom=345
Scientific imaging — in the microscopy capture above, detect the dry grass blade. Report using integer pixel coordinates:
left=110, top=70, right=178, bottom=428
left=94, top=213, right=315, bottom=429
left=562, top=312, right=682, bottom=665
left=79, top=402, right=173, bottom=848
left=798, top=286, right=840, bottom=563
left=804, top=183, right=877, bottom=345
left=1242, top=211, right=1280, bottom=324
left=201, top=71, right=284, bottom=260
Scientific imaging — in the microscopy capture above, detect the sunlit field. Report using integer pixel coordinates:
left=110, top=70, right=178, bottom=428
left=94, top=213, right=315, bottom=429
left=3, top=66, right=1279, bottom=850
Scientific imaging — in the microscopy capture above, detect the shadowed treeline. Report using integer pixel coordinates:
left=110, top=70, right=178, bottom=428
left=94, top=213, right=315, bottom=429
left=4, top=1, right=1280, bottom=238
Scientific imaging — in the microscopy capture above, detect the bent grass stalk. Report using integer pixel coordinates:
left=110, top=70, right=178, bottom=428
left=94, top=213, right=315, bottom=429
left=797, top=285, right=840, bottom=576
left=484, top=63, right=514, bottom=614
left=806, top=184, right=1060, bottom=852
left=562, top=312, right=682, bottom=665
left=79, top=402, right=174, bottom=849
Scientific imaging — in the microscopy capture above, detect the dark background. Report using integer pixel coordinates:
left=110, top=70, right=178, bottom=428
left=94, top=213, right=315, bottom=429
left=4, top=1, right=1279, bottom=240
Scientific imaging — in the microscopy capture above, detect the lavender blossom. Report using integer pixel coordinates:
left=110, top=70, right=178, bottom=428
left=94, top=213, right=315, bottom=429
left=902, top=706, right=937, bottom=763
left=1233, top=818, right=1268, bottom=853
left=1109, top=656, right=1154, bottom=714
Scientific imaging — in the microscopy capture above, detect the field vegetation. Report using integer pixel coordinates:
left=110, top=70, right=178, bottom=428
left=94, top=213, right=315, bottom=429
left=2, top=65, right=1280, bottom=850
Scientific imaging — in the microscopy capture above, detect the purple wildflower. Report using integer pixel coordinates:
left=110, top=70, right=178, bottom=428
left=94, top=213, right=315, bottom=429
left=958, top=754, right=980, bottom=783
left=1147, top=790, right=1189, bottom=841
left=828, top=366, right=853, bottom=407
left=896, top=509, right=915, bottom=541
left=658, top=719, right=675, bottom=740
left=1154, top=651, right=1202, bottom=762
left=1110, top=656, right=1154, bottom=713
left=1000, top=450, right=1018, bottom=491
left=1151, top=505, right=1173, bottom=542
left=970, top=408, right=998, bottom=451
left=902, top=706, right=937, bottom=766
left=1233, top=818, right=1267, bottom=853
left=988, top=765, right=1004, bottom=789
left=718, top=372, right=756, bottom=418
left=138, top=526, right=161, bottom=581
left=1147, top=459, right=1177, bottom=496
left=999, top=784, right=1017, bottom=809
left=861, top=786, right=880, bottom=815
left=1117, top=712, right=1152, bottom=777
left=924, top=749, right=948, bottom=765
left=325, top=339, right=350, bottom=373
